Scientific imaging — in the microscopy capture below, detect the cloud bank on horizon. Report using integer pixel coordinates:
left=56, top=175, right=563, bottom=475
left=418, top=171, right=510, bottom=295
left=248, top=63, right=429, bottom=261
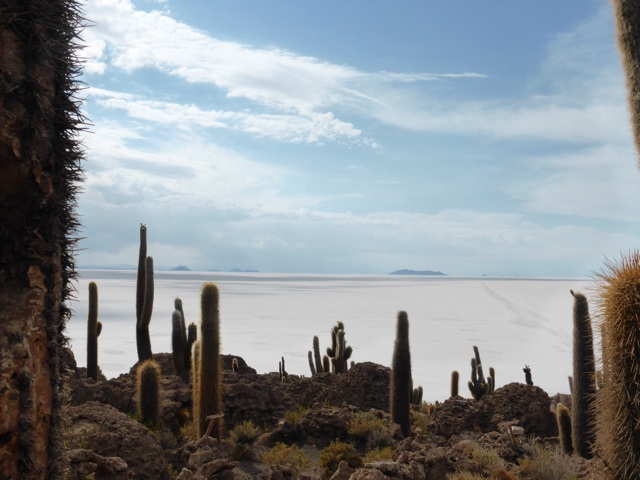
left=77, top=0, right=640, bottom=276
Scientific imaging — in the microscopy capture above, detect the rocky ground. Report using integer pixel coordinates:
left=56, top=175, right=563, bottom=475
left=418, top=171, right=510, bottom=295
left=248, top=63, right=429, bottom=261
left=61, top=349, right=602, bottom=479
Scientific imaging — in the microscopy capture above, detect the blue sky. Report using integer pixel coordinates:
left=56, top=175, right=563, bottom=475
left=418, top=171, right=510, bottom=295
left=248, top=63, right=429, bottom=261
left=76, top=0, right=640, bottom=276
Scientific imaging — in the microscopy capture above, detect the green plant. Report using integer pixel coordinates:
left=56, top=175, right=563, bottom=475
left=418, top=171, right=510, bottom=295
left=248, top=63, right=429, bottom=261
left=197, top=283, right=222, bottom=439
left=410, top=409, right=431, bottom=433
left=347, top=411, right=393, bottom=449
left=284, top=406, right=308, bottom=424
left=319, top=439, right=363, bottom=477
left=262, top=443, right=312, bottom=474
left=472, top=446, right=504, bottom=476
left=391, top=311, right=412, bottom=436
left=518, top=441, right=580, bottom=480
left=135, top=225, right=155, bottom=362
left=137, top=359, right=161, bottom=427
left=230, top=420, right=261, bottom=444
left=87, top=281, right=102, bottom=380
left=594, top=252, right=640, bottom=479
left=556, top=404, right=573, bottom=455
left=570, top=290, right=595, bottom=458
left=363, top=446, right=394, bottom=463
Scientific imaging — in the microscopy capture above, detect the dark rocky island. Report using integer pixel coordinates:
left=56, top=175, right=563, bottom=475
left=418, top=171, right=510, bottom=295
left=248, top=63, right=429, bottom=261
left=389, top=269, right=446, bottom=276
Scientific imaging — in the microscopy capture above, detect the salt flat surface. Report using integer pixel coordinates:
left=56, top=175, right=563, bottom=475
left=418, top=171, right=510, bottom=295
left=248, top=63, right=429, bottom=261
left=67, top=270, right=594, bottom=402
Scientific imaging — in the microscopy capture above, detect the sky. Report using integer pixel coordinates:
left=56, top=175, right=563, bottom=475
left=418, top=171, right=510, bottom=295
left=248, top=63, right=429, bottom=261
left=75, top=0, right=640, bottom=277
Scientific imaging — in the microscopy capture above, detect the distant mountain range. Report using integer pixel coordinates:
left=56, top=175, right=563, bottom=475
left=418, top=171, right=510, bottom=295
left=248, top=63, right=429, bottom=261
left=389, top=269, right=446, bottom=276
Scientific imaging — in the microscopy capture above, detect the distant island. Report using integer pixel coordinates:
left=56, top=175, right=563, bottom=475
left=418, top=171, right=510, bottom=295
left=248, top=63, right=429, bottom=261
left=389, top=269, right=446, bottom=276
left=229, top=268, right=260, bottom=273
left=171, top=265, right=192, bottom=271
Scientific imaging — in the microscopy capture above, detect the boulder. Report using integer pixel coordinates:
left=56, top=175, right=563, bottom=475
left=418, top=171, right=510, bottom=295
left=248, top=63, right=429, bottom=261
left=66, top=401, right=171, bottom=480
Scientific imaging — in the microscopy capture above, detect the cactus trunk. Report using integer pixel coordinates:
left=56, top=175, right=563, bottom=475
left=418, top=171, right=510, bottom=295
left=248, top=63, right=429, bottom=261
left=595, top=253, right=640, bottom=479
left=87, top=281, right=102, bottom=381
left=571, top=290, right=596, bottom=458
left=197, top=283, right=222, bottom=439
left=390, top=311, right=412, bottom=437
left=137, top=359, right=161, bottom=427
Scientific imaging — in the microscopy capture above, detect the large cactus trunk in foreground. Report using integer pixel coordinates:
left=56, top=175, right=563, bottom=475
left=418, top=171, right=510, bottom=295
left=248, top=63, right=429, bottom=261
left=612, top=0, right=640, bottom=161
left=390, top=311, right=412, bottom=437
left=595, top=252, right=640, bottom=479
left=0, top=0, right=85, bottom=477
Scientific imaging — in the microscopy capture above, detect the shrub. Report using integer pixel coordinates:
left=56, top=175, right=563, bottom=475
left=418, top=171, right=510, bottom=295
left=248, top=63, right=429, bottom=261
left=347, top=411, right=394, bottom=449
left=518, top=441, right=580, bottom=480
left=262, top=443, right=312, bottom=474
left=229, top=420, right=261, bottom=444
left=363, top=446, right=394, bottom=463
left=319, top=439, right=363, bottom=477
left=284, top=406, right=308, bottom=424
left=472, top=446, right=504, bottom=476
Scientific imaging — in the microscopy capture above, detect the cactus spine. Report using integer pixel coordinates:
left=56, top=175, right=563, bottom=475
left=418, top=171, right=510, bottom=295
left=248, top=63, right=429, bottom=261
left=594, top=253, right=640, bottom=479
left=390, top=311, right=412, bottom=437
left=556, top=404, right=573, bottom=455
left=87, top=281, right=102, bottom=380
left=197, top=283, right=222, bottom=439
left=137, top=359, right=161, bottom=427
left=570, top=290, right=596, bottom=458
left=135, top=224, right=154, bottom=362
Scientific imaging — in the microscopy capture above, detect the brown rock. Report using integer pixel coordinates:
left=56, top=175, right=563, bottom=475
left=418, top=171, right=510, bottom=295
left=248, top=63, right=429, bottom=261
left=66, top=401, right=171, bottom=480
left=65, top=448, right=129, bottom=480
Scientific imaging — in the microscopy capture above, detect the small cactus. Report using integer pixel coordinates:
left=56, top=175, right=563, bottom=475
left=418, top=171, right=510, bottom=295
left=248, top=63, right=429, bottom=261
left=171, top=310, right=188, bottom=381
left=557, top=404, right=573, bottom=455
left=523, top=365, right=533, bottom=386
left=137, top=359, right=161, bottom=427
left=313, top=335, right=323, bottom=373
left=451, top=370, right=459, bottom=398
left=307, top=350, right=316, bottom=376
left=232, top=357, right=239, bottom=373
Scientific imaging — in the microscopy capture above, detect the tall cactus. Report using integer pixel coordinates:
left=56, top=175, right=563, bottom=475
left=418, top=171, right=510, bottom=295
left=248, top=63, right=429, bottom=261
left=171, top=310, right=188, bottom=381
left=197, top=283, right=222, bottom=439
left=186, top=322, right=197, bottom=370
left=611, top=0, right=640, bottom=161
left=308, top=351, right=317, bottom=376
left=390, top=311, right=412, bottom=437
left=326, top=321, right=352, bottom=373
left=87, top=281, right=102, bottom=381
left=570, top=290, right=596, bottom=458
left=595, top=252, right=640, bottom=479
left=468, top=346, right=492, bottom=400
left=313, top=335, right=323, bottom=373
left=137, top=359, right=161, bottom=427
left=135, top=224, right=154, bottom=362
left=191, top=340, right=201, bottom=432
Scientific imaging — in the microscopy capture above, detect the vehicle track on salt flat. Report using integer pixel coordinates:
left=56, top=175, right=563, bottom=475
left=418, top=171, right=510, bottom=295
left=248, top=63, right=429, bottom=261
left=481, top=281, right=566, bottom=341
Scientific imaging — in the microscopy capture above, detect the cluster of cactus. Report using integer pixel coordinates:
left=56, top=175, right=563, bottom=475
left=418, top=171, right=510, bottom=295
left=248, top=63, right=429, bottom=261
left=87, top=281, right=103, bottom=381
left=308, top=321, right=353, bottom=375
left=192, top=282, right=223, bottom=439
left=411, top=385, right=423, bottom=406
left=390, top=311, right=412, bottom=437
left=171, top=297, right=197, bottom=382
left=136, top=359, right=161, bottom=427
left=570, top=290, right=596, bottom=458
left=279, top=356, right=288, bottom=381
left=135, top=224, right=155, bottom=362
left=467, top=346, right=494, bottom=400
